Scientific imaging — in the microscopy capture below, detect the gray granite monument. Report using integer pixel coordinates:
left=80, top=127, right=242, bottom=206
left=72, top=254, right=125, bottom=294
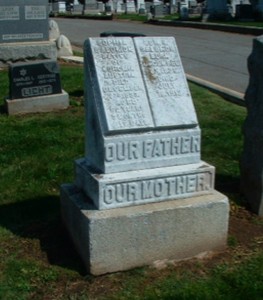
left=5, top=60, right=69, bottom=115
left=0, top=0, right=56, bottom=63
left=240, top=35, right=263, bottom=216
left=61, top=36, right=229, bottom=275
left=204, top=0, right=229, bottom=20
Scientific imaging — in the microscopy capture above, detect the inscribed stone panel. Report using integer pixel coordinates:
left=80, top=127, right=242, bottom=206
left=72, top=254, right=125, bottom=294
left=134, top=37, right=198, bottom=128
left=86, top=37, right=154, bottom=134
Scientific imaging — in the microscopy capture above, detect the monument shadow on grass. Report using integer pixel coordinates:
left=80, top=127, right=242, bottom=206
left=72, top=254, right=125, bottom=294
left=0, top=196, right=86, bottom=275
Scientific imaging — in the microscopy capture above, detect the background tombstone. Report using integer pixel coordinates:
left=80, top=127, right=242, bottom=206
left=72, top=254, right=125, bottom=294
left=204, top=0, right=229, bottom=20
left=0, top=0, right=56, bottom=64
left=125, top=0, right=136, bottom=13
left=240, top=35, right=263, bottom=216
left=5, top=60, right=69, bottom=115
left=61, top=36, right=229, bottom=275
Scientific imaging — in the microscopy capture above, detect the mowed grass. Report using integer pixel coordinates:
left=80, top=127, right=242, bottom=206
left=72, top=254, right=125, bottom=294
left=0, top=64, right=262, bottom=300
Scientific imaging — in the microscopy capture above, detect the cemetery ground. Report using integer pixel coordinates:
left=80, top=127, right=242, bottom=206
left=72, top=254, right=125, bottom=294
left=0, top=62, right=262, bottom=300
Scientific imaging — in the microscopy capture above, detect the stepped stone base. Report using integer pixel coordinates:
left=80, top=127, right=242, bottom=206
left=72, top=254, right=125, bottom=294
left=60, top=183, right=229, bottom=275
left=75, top=158, right=215, bottom=210
left=0, top=41, right=57, bottom=63
left=5, top=90, right=69, bottom=115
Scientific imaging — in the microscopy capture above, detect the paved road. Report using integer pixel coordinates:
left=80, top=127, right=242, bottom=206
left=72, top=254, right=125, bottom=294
left=54, top=18, right=255, bottom=94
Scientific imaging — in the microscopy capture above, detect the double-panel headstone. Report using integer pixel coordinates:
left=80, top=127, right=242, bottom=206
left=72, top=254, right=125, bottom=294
left=77, top=37, right=212, bottom=210
left=84, top=37, right=201, bottom=174
left=0, top=0, right=49, bottom=43
left=61, top=36, right=229, bottom=275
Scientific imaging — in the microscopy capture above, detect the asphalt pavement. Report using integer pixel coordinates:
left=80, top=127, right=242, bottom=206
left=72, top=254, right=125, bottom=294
left=55, top=17, right=261, bottom=105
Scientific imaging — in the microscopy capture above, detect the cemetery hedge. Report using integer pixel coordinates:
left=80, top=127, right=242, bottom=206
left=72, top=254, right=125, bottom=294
left=0, top=63, right=262, bottom=300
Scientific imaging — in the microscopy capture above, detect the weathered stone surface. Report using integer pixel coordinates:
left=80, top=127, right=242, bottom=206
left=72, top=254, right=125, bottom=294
left=84, top=37, right=154, bottom=134
left=75, top=159, right=215, bottom=210
left=56, top=35, right=73, bottom=57
left=5, top=90, right=69, bottom=115
left=84, top=37, right=200, bottom=173
left=49, top=19, right=60, bottom=41
left=86, top=128, right=201, bottom=173
left=240, top=35, right=263, bottom=216
left=61, top=36, right=229, bottom=274
left=0, top=41, right=57, bottom=63
left=0, top=0, right=49, bottom=43
left=134, top=37, right=198, bottom=128
left=61, top=184, right=229, bottom=275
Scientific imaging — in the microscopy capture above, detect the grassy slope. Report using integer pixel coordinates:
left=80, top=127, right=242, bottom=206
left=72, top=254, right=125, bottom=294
left=0, top=65, right=262, bottom=300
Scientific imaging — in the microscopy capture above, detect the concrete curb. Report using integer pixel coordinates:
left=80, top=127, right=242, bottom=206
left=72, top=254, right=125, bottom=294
left=147, top=20, right=263, bottom=36
left=186, top=74, right=245, bottom=106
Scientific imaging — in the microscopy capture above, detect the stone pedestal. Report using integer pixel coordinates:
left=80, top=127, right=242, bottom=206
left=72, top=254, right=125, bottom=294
left=0, top=41, right=57, bottom=63
left=61, top=184, right=229, bottom=275
left=61, top=36, right=229, bottom=275
left=5, top=90, right=69, bottom=115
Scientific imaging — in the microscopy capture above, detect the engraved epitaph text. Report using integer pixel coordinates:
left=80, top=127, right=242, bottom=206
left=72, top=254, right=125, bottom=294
left=88, top=38, right=154, bottom=133
left=134, top=37, right=198, bottom=128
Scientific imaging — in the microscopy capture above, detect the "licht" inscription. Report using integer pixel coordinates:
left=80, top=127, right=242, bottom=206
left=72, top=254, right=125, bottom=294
left=21, top=85, right=52, bottom=97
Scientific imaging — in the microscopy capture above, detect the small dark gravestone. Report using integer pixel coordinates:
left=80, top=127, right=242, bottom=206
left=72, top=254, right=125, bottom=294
left=9, top=60, right=62, bottom=100
left=6, top=60, right=69, bottom=115
left=0, top=0, right=49, bottom=43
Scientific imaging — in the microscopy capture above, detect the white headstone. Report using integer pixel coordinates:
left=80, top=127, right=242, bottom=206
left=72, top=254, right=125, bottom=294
left=49, top=20, right=60, bottom=41
left=60, top=36, right=229, bottom=275
left=84, top=37, right=200, bottom=174
left=56, top=34, right=73, bottom=57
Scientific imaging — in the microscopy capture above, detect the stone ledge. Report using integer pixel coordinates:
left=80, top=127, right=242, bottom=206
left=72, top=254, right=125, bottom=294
left=60, top=184, right=229, bottom=275
left=0, top=41, right=57, bottom=63
left=74, top=158, right=215, bottom=210
left=5, top=90, right=69, bottom=115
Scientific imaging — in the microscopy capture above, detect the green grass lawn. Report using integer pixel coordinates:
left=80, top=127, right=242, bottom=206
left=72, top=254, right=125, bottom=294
left=0, top=64, right=262, bottom=300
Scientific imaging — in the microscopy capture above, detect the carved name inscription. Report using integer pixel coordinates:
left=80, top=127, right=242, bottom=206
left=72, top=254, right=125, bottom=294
left=134, top=37, right=198, bottom=128
left=88, top=38, right=154, bottom=133
left=103, top=171, right=212, bottom=206
left=0, top=6, right=19, bottom=21
left=25, top=6, right=46, bottom=20
left=105, top=135, right=200, bottom=163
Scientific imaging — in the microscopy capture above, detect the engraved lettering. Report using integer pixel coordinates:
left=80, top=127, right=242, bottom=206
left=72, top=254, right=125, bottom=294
left=104, top=135, right=200, bottom=163
left=128, top=183, right=139, bottom=201
left=104, top=185, right=115, bottom=204
left=0, top=6, right=19, bottom=20
left=102, top=172, right=212, bottom=206
left=142, top=180, right=154, bottom=199
left=105, top=143, right=115, bottom=162
left=89, top=38, right=154, bottom=132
